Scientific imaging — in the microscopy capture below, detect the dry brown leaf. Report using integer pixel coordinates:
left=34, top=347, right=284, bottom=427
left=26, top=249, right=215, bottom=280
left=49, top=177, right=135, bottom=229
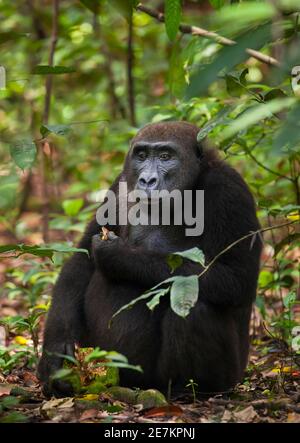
left=234, top=406, right=258, bottom=422
left=144, top=405, right=183, bottom=418
left=287, top=412, right=300, bottom=423
left=79, top=409, right=99, bottom=421
left=221, top=409, right=233, bottom=422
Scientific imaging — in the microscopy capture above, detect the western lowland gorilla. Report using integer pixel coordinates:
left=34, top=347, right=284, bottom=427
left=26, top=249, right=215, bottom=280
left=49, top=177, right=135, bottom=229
left=38, top=121, right=262, bottom=398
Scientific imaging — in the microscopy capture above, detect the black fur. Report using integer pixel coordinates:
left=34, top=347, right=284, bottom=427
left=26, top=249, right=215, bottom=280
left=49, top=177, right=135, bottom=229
left=38, top=122, right=262, bottom=397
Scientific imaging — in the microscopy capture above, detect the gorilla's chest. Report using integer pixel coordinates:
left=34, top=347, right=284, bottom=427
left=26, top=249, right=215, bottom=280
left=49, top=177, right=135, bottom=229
left=126, top=225, right=188, bottom=253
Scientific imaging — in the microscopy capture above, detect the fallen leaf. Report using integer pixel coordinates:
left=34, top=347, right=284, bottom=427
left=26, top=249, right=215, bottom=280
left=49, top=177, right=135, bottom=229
left=221, top=409, right=232, bottom=422
left=234, top=406, right=258, bottom=422
left=287, top=412, right=300, bottom=423
left=144, top=405, right=183, bottom=418
left=79, top=409, right=99, bottom=421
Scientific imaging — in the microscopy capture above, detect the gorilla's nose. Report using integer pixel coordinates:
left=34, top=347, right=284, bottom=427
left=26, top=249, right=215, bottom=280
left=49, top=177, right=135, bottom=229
left=138, top=173, right=159, bottom=190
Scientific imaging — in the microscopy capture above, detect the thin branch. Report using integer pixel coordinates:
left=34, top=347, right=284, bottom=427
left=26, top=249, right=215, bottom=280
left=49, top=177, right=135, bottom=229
left=244, top=135, right=293, bottom=181
left=43, top=0, right=59, bottom=124
left=136, top=3, right=280, bottom=67
left=198, top=219, right=298, bottom=279
left=93, top=13, right=126, bottom=120
left=127, top=11, right=136, bottom=126
left=40, top=0, right=59, bottom=242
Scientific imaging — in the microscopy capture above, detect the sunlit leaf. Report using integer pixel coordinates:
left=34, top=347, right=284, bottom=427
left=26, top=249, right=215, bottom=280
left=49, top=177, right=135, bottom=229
left=221, top=98, right=296, bottom=140
left=62, top=199, right=84, bottom=217
left=170, top=275, right=199, bottom=318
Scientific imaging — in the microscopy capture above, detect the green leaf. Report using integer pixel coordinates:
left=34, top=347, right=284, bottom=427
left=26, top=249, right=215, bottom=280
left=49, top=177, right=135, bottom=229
left=0, top=244, right=88, bottom=260
left=197, top=106, right=233, bottom=141
left=221, top=97, right=296, bottom=141
left=146, top=288, right=169, bottom=310
left=283, top=292, right=296, bottom=309
left=273, top=101, right=300, bottom=154
left=172, top=247, right=205, bottom=266
left=110, top=291, right=158, bottom=322
left=79, top=0, right=102, bottom=14
left=111, top=0, right=137, bottom=21
left=170, top=275, right=199, bottom=318
left=165, top=0, right=182, bottom=41
left=62, top=199, right=84, bottom=217
left=168, top=40, right=186, bottom=97
left=40, top=124, right=72, bottom=138
left=186, top=24, right=271, bottom=97
left=225, top=68, right=248, bottom=97
left=263, top=88, right=286, bottom=101
left=0, top=32, right=29, bottom=45
left=167, top=254, right=183, bottom=273
left=32, top=65, right=76, bottom=75
left=9, top=140, right=37, bottom=170
left=209, top=0, right=224, bottom=8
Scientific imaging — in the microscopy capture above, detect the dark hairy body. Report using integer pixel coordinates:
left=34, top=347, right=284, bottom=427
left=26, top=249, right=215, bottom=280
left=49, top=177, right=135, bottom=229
left=38, top=121, right=262, bottom=397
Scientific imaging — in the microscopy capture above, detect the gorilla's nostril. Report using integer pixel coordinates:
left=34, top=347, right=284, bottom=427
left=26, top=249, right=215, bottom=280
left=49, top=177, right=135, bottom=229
left=139, top=178, right=147, bottom=187
left=148, top=177, right=157, bottom=187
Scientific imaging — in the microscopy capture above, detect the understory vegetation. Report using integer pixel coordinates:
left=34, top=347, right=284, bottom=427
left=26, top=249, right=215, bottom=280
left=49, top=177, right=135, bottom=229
left=0, top=0, right=299, bottom=423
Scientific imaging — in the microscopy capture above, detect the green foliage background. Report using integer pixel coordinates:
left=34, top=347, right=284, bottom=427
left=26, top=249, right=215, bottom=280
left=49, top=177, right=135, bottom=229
left=0, top=0, right=299, bottom=384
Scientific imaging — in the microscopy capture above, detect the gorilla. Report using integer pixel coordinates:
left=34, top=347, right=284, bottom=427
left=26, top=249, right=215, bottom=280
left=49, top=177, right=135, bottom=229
left=38, top=121, right=262, bottom=397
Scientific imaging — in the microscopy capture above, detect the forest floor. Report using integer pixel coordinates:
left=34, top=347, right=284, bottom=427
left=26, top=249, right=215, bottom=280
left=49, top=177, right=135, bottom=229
left=0, top=213, right=299, bottom=423
left=1, top=316, right=300, bottom=423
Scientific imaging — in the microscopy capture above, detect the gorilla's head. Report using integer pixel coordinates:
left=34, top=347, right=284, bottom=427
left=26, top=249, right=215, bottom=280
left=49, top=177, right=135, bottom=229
left=125, top=121, right=203, bottom=195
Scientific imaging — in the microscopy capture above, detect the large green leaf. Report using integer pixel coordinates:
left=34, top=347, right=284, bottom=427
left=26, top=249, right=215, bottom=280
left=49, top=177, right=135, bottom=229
left=221, top=97, right=296, bottom=141
left=9, top=140, right=37, bottom=170
left=273, top=101, right=300, bottom=154
left=186, top=24, right=271, bottom=98
left=165, top=0, right=182, bottom=41
left=170, top=275, right=199, bottom=318
left=168, top=40, right=186, bottom=97
left=0, top=244, right=88, bottom=260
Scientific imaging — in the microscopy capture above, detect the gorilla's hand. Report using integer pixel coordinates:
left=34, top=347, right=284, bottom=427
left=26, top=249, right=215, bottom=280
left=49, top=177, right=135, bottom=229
left=92, top=232, right=126, bottom=268
left=37, top=343, right=75, bottom=398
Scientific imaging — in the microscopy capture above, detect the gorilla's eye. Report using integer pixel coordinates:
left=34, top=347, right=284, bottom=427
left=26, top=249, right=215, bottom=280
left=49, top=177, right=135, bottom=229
left=159, top=152, right=171, bottom=161
left=137, top=151, right=147, bottom=161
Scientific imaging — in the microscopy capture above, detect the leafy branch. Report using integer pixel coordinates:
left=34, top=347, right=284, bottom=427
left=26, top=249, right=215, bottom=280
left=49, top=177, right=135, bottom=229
left=136, top=3, right=280, bottom=67
left=111, top=219, right=298, bottom=321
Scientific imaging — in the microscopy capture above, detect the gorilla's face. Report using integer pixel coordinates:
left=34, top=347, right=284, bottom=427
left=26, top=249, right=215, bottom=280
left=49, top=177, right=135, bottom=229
left=129, top=141, right=181, bottom=196
left=125, top=122, right=202, bottom=197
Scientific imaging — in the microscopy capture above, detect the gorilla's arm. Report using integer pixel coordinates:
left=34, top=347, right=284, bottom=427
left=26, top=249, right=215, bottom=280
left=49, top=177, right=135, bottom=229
left=38, top=177, right=121, bottom=396
left=93, top=170, right=262, bottom=307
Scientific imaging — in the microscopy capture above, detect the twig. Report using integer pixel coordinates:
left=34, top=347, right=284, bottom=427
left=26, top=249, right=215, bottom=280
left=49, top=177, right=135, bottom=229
left=93, top=13, right=126, bottom=119
left=40, top=0, right=59, bottom=242
left=244, top=135, right=293, bottom=181
left=127, top=11, right=136, bottom=126
left=136, top=3, right=280, bottom=67
left=198, top=219, right=298, bottom=279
